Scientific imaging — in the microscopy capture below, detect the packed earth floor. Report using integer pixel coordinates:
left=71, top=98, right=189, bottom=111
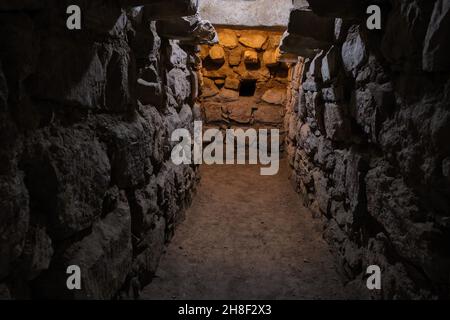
left=142, top=159, right=351, bottom=299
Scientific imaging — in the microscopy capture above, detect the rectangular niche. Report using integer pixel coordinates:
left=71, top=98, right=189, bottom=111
left=239, top=79, right=257, bottom=97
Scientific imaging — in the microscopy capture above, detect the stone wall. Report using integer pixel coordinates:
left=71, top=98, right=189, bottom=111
left=0, top=0, right=214, bottom=299
left=199, top=28, right=291, bottom=141
left=284, top=0, right=450, bottom=299
left=199, top=0, right=292, bottom=28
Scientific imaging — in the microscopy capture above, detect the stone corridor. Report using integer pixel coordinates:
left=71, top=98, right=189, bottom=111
left=1, top=0, right=449, bottom=300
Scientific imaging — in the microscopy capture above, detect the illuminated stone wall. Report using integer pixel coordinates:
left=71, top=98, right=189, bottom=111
left=199, top=28, right=295, bottom=146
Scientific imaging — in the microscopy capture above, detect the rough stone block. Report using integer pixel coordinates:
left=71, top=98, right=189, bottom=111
left=218, top=29, right=238, bottom=48
left=226, top=103, right=253, bottom=124
left=261, top=88, right=286, bottom=105
left=342, top=25, right=367, bottom=77
left=423, top=0, right=450, bottom=72
left=243, top=50, right=259, bottom=64
left=239, top=33, right=268, bottom=49
left=209, top=45, right=225, bottom=64
left=288, top=8, right=335, bottom=44
left=263, top=48, right=280, bottom=67
left=224, top=77, right=240, bottom=90
left=280, top=31, right=320, bottom=58
left=321, top=46, right=339, bottom=83
left=201, top=78, right=220, bottom=98
left=217, top=88, right=239, bottom=102
left=0, top=174, right=29, bottom=279
left=203, top=102, right=224, bottom=122
left=254, top=104, right=283, bottom=124
left=324, top=103, right=350, bottom=141
left=228, top=48, right=242, bottom=66
left=141, top=0, right=198, bottom=20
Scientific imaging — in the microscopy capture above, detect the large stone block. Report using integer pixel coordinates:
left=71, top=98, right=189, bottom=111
left=203, top=102, right=224, bottom=123
left=0, top=174, right=30, bottom=279
left=167, top=68, right=191, bottom=105
left=209, top=45, right=225, bottom=64
left=157, top=14, right=218, bottom=45
left=30, top=38, right=132, bottom=112
left=139, top=106, right=166, bottom=166
left=218, top=29, right=238, bottom=49
left=239, top=33, right=268, bottom=49
left=381, top=0, right=435, bottom=71
left=226, top=103, right=254, bottom=124
left=224, top=77, right=240, bottom=90
left=345, top=148, right=365, bottom=215
left=321, top=46, right=339, bottom=83
left=35, top=201, right=132, bottom=299
left=261, top=88, right=286, bottom=105
left=321, top=85, right=344, bottom=102
left=365, top=162, right=450, bottom=286
left=17, top=223, right=53, bottom=281
left=22, top=127, right=111, bottom=240
left=254, top=104, right=283, bottom=124
left=137, top=78, right=163, bottom=106
left=263, top=48, right=280, bottom=67
left=351, top=82, right=394, bottom=142
left=288, top=8, right=335, bottom=44
left=127, top=178, right=160, bottom=237
left=243, top=50, right=259, bottom=64
left=279, top=31, right=325, bottom=58
left=155, top=162, right=191, bottom=231
left=166, top=40, right=188, bottom=68
left=140, top=0, right=198, bottom=20
left=217, top=88, right=239, bottom=102
left=341, top=25, right=367, bottom=77
left=97, top=115, right=152, bottom=190
left=198, top=0, right=292, bottom=27
left=228, top=48, right=242, bottom=66
left=306, top=0, right=366, bottom=19
left=0, top=60, right=7, bottom=111
left=304, top=91, right=325, bottom=132
left=132, top=216, right=166, bottom=284
left=233, top=63, right=270, bottom=81
left=202, top=62, right=234, bottom=79
left=0, top=0, right=43, bottom=10
left=306, top=50, right=325, bottom=80
left=324, top=103, right=350, bottom=141
left=201, top=77, right=220, bottom=98
left=312, top=170, right=329, bottom=214
left=423, top=0, right=450, bottom=72
left=132, top=21, right=161, bottom=62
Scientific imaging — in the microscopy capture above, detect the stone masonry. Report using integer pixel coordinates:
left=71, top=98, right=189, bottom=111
left=284, top=0, right=450, bottom=299
left=0, top=0, right=216, bottom=299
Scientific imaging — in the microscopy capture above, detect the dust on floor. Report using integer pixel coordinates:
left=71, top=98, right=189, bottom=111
left=142, top=159, right=351, bottom=299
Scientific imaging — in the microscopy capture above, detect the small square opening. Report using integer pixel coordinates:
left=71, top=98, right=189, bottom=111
left=239, top=79, right=257, bottom=97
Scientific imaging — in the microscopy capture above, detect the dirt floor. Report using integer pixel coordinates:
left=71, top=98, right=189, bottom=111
left=142, top=159, right=351, bottom=299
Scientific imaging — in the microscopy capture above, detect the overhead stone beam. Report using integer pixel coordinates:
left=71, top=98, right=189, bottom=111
left=0, top=0, right=43, bottom=10
left=279, top=31, right=320, bottom=58
left=120, top=0, right=198, bottom=19
left=157, top=14, right=218, bottom=45
left=288, top=8, right=335, bottom=44
left=198, top=0, right=292, bottom=28
left=306, top=0, right=366, bottom=19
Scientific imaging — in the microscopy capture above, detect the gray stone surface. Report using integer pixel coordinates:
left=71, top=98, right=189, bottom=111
left=198, top=0, right=292, bottom=27
left=286, top=0, right=450, bottom=299
left=0, top=0, right=201, bottom=299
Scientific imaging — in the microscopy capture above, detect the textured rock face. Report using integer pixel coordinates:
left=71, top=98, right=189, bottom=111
left=0, top=0, right=209, bottom=299
left=198, top=0, right=292, bottom=28
left=199, top=28, right=291, bottom=144
left=285, top=0, right=450, bottom=299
